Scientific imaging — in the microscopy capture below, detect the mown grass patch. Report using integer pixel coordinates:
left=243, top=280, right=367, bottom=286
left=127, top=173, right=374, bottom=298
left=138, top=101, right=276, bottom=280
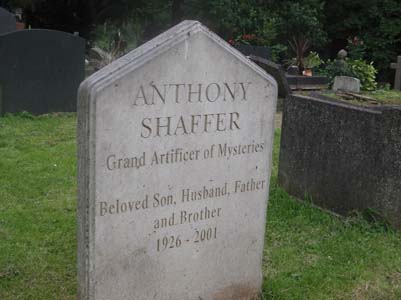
left=263, top=130, right=401, bottom=300
left=322, top=89, right=401, bottom=107
left=0, top=114, right=400, bottom=299
left=0, top=113, right=77, bottom=299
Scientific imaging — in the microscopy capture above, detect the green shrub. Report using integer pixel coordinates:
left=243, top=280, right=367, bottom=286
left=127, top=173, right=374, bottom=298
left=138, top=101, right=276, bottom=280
left=318, top=59, right=354, bottom=86
left=346, top=37, right=367, bottom=60
left=320, top=59, right=377, bottom=91
left=348, top=59, right=378, bottom=91
left=92, top=21, right=140, bottom=54
left=270, top=44, right=288, bottom=63
left=303, top=51, right=323, bottom=69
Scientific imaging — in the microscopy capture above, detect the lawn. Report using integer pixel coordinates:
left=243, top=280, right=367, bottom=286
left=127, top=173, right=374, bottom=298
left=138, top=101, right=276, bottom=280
left=0, top=113, right=400, bottom=299
left=321, top=89, right=401, bottom=107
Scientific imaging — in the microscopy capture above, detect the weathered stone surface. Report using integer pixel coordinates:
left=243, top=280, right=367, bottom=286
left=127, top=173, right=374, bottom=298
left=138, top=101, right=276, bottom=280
left=332, top=76, right=361, bottom=93
left=390, top=56, right=401, bottom=91
left=0, top=29, right=85, bottom=115
left=78, top=21, right=277, bottom=300
left=286, top=75, right=329, bottom=90
left=0, top=7, right=16, bottom=35
left=249, top=55, right=291, bottom=99
left=235, top=44, right=271, bottom=60
left=279, top=94, right=401, bottom=228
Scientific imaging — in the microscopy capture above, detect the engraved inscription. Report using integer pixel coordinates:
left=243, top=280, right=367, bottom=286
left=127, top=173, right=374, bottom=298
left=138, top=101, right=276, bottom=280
left=141, top=112, right=240, bottom=138
left=133, top=82, right=252, bottom=106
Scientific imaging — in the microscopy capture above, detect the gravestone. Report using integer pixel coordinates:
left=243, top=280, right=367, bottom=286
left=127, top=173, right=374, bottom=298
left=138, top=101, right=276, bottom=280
left=78, top=20, right=277, bottom=300
left=0, top=29, right=85, bottom=115
left=249, top=55, right=291, bottom=99
left=0, top=7, right=16, bottom=35
left=285, top=75, right=329, bottom=91
left=235, top=44, right=271, bottom=60
left=332, top=76, right=361, bottom=93
left=390, top=56, right=401, bottom=90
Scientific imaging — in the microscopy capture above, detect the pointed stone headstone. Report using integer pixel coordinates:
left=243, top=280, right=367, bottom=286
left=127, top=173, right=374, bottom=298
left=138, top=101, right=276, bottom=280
left=78, top=20, right=277, bottom=300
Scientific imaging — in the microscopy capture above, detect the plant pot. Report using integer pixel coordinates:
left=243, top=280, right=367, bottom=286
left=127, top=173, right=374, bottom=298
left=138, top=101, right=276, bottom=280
left=16, top=22, right=25, bottom=30
left=303, top=69, right=313, bottom=77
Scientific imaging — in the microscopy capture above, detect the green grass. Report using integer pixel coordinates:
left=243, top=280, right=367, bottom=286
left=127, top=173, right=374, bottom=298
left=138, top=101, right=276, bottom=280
left=368, top=89, right=401, bottom=104
left=322, top=89, right=401, bottom=107
left=0, top=113, right=77, bottom=299
left=1, top=113, right=401, bottom=299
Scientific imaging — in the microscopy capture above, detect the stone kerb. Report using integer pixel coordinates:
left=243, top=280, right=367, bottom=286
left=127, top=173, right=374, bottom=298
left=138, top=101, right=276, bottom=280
left=279, top=94, right=401, bottom=228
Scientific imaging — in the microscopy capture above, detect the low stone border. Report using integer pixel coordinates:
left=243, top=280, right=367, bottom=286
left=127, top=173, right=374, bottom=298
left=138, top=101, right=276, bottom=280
left=278, top=93, right=401, bottom=228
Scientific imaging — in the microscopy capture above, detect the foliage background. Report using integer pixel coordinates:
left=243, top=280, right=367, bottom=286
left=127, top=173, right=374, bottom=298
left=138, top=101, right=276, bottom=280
left=0, top=0, right=400, bottom=82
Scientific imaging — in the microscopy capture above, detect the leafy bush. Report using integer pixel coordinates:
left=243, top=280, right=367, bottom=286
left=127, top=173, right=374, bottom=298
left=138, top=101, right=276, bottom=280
left=348, top=59, right=378, bottom=91
left=320, top=59, right=377, bottom=91
left=318, top=60, right=354, bottom=85
left=270, top=44, right=288, bottom=63
left=278, top=1, right=327, bottom=70
left=346, top=37, right=367, bottom=60
left=303, top=51, right=323, bottom=69
left=92, top=21, right=140, bottom=53
left=324, top=0, right=401, bottom=82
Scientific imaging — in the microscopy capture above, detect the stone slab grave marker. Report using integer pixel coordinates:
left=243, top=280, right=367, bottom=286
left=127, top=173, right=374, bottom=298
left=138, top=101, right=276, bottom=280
left=390, top=55, right=401, bottom=90
left=332, top=76, right=361, bottom=93
left=78, top=21, right=277, bottom=300
left=0, top=7, right=16, bottom=35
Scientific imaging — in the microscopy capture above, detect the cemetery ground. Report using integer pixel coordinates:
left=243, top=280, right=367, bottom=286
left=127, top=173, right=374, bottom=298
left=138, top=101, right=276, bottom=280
left=321, top=89, right=401, bottom=107
left=0, top=112, right=401, bottom=300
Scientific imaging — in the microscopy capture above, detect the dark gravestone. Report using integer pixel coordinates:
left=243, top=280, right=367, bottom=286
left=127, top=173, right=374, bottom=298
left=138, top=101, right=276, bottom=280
left=235, top=44, right=271, bottom=60
left=249, top=55, right=291, bottom=99
left=279, top=94, right=401, bottom=228
left=0, top=7, right=16, bottom=35
left=287, top=65, right=299, bottom=75
left=0, top=29, right=85, bottom=115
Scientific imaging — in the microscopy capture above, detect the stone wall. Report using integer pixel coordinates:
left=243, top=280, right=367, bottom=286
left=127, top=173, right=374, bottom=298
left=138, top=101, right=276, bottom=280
left=278, top=94, right=401, bottom=228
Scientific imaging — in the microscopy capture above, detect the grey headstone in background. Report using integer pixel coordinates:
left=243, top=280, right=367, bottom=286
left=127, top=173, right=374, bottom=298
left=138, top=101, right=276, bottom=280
left=332, top=76, right=361, bottom=93
left=249, top=55, right=291, bottom=99
left=0, top=29, right=85, bottom=115
left=0, top=7, right=16, bottom=35
left=78, top=20, right=277, bottom=300
left=235, top=44, right=271, bottom=60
